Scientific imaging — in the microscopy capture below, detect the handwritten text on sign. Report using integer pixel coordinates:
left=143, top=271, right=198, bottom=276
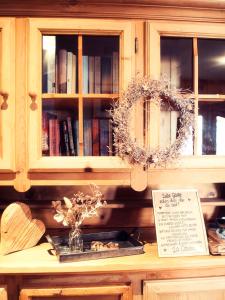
left=152, top=190, right=209, bottom=257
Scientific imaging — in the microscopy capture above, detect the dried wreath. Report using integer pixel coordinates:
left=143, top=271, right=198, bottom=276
left=110, top=76, right=194, bottom=167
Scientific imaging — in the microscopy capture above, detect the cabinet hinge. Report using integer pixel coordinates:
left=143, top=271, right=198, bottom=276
left=135, top=37, right=138, bottom=54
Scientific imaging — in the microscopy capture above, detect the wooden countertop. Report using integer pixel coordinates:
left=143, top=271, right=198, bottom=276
left=1, top=243, right=225, bottom=275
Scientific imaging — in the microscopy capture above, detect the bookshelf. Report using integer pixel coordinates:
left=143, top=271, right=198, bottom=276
left=27, top=18, right=134, bottom=174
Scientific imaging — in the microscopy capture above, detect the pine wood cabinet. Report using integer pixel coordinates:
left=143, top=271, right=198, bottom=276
left=144, top=277, right=225, bottom=300
left=1, top=15, right=225, bottom=191
left=0, top=18, right=15, bottom=174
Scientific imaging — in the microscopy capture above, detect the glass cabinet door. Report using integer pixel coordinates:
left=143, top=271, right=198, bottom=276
left=147, top=21, right=225, bottom=172
left=0, top=18, right=15, bottom=172
left=28, top=18, right=134, bottom=172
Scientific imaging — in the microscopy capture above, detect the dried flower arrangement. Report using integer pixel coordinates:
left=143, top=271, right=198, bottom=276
left=110, top=76, right=194, bottom=167
left=52, top=184, right=106, bottom=251
left=52, top=184, right=106, bottom=228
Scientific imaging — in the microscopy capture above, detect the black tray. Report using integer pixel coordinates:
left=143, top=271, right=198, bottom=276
left=46, top=230, right=144, bottom=262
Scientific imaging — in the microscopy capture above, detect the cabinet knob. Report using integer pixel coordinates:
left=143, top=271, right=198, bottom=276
left=0, top=91, right=9, bottom=110
left=29, top=92, right=38, bottom=110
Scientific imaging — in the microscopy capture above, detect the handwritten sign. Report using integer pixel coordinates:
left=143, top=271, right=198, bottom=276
left=152, top=190, right=209, bottom=257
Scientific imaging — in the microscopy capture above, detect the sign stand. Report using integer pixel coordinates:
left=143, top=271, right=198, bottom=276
left=152, top=189, right=209, bottom=257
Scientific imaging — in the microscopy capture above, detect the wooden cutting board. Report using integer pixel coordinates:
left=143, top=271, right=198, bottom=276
left=0, top=202, right=45, bottom=255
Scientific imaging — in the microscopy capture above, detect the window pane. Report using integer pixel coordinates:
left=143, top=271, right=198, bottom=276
left=42, top=35, right=78, bottom=94
left=198, top=101, right=225, bottom=155
left=161, top=37, right=193, bottom=91
left=83, top=36, right=119, bottom=94
left=83, top=99, right=115, bottom=156
left=42, top=99, right=78, bottom=157
left=198, top=39, right=225, bottom=94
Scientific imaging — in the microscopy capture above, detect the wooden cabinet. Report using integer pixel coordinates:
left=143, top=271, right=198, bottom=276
left=144, top=277, right=225, bottom=300
left=0, top=18, right=15, bottom=174
left=20, top=285, right=132, bottom=300
left=1, top=13, right=225, bottom=191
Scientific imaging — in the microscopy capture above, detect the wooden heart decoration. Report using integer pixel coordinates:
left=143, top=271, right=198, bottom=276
left=0, top=202, right=45, bottom=255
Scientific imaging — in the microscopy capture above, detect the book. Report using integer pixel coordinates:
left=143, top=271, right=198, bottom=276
left=58, top=48, right=67, bottom=93
left=42, top=111, right=49, bottom=156
left=73, top=119, right=79, bottom=156
left=60, top=120, right=70, bottom=156
left=67, top=116, right=76, bottom=156
left=49, top=117, right=59, bottom=156
left=83, top=55, right=89, bottom=93
left=100, top=118, right=110, bottom=156
left=92, top=118, right=100, bottom=156
left=101, top=56, right=112, bottom=93
left=42, top=36, right=56, bottom=93
left=83, top=119, right=92, bottom=156
left=112, top=51, right=119, bottom=93
left=88, top=56, right=95, bottom=93
left=94, top=56, right=101, bottom=93
left=67, top=51, right=73, bottom=94
left=72, top=53, right=76, bottom=93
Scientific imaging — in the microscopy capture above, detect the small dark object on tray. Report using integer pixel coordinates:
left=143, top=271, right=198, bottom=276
left=46, top=230, right=144, bottom=262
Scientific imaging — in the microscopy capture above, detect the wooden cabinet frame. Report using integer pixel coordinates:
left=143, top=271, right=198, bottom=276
left=0, top=18, right=15, bottom=174
left=27, top=18, right=135, bottom=175
left=20, top=284, right=132, bottom=300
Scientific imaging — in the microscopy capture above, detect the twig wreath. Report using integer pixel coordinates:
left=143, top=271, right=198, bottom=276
left=110, top=76, right=194, bottom=167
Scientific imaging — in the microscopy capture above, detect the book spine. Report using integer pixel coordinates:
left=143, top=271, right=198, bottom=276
left=72, top=53, right=76, bottom=93
left=88, top=56, right=95, bottom=93
left=101, top=56, right=112, bottom=94
left=94, top=56, right=101, bottom=93
left=100, top=119, right=109, bottom=156
left=42, top=111, right=49, bottom=156
left=84, top=119, right=92, bottom=156
left=92, top=118, right=100, bottom=156
left=49, top=119, right=56, bottom=156
left=60, top=120, right=70, bottom=156
left=55, top=119, right=60, bottom=156
left=67, top=52, right=73, bottom=94
left=67, top=116, right=75, bottom=156
left=58, top=48, right=67, bottom=93
left=83, top=55, right=89, bottom=93
left=112, top=51, right=119, bottom=93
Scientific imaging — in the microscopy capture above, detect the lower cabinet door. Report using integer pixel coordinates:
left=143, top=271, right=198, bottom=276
left=144, top=277, right=225, bottom=300
left=0, top=287, right=7, bottom=300
left=20, top=285, right=132, bottom=300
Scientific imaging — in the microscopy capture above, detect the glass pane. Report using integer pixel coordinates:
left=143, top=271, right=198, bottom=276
left=161, top=37, right=193, bottom=91
left=160, top=102, right=194, bottom=155
left=42, top=35, right=78, bottom=93
left=42, top=99, right=78, bottom=156
left=83, top=99, right=114, bottom=156
left=198, top=101, right=225, bottom=155
left=83, top=36, right=119, bottom=94
left=198, top=39, right=225, bottom=94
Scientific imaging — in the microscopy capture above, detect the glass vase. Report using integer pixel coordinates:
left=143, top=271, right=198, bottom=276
left=68, top=225, right=83, bottom=252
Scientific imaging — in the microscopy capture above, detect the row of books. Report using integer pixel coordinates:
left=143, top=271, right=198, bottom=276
left=42, top=36, right=77, bottom=94
left=83, top=52, right=119, bottom=94
left=42, top=36, right=119, bottom=94
left=84, top=117, right=113, bottom=156
left=42, top=112, right=78, bottom=156
left=42, top=112, right=114, bottom=157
